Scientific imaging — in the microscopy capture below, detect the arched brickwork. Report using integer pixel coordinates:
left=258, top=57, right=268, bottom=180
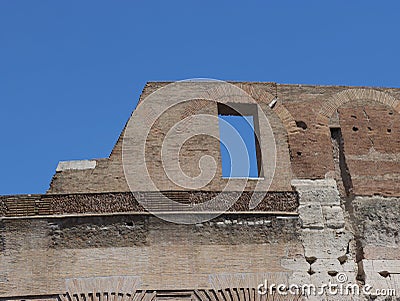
left=235, top=83, right=298, bottom=136
left=317, top=88, right=400, bottom=125
left=271, top=102, right=299, bottom=135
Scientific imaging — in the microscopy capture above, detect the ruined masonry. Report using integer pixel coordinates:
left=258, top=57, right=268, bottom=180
left=1, top=82, right=400, bottom=301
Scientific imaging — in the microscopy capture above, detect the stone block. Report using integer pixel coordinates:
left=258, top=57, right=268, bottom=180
left=291, top=179, right=340, bottom=206
left=302, top=229, right=351, bottom=258
left=280, top=257, right=309, bottom=271
left=322, top=206, right=345, bottom=229
left=298, top=203, right=324, bottom=229
left=288, top=271, right=311, bottom=286
left=311, top=258, right=342, bottom=273
left=56, top=160, right=97, bottom=172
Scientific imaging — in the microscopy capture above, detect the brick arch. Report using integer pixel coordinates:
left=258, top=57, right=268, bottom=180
left=271, top=102, right=299, bottom=135
left=317, top=88, right=400, bottom=124
left=235, top=83, right=298, bottom=135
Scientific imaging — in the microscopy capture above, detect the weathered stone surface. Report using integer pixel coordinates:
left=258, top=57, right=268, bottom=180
left=0, top=214, right=303, bottom=297
left=280, top=257, right=309, bottom=271
left=353, top=196, right=400, bottom=248
left=285, top=179, right=360, bottom=299
left=311, top=258, right=355, bottom=273
left=322, top=206, right=345, bottom=229
left=301, top=229, right=351, bottom=258
left=298, top=203, right=324, bottom=229
left=56, top=160, right=97, bottom=172
left=292, top=179, right=341, bottom=206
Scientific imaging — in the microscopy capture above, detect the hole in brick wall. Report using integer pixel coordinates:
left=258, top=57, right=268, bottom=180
left=352, top=126, right=359, bottom=132
left=218, top=103, right=263, bottom=178
left=126, top=222, right=134, bottom=227
left=328, top=271, right=338, bottom=277
left=295, top=121, right=307, bottom=130
left=367, top=126, right=372, bottom=131
left=297, top=151, right=302, bottom=156
left=338, top=255, right=348, bottom=264
left=351, top=115, right=357, bottom=119
left=387, top=128, right=392, bottom=133
left=389, top=111, right=393, bottom=115
left=379, top=271, right=390, bottom=278
left=306, top=256, right=317, bottom=265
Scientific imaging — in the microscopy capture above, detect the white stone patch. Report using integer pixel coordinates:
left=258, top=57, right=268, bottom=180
left=56, top=160, right=97, bottom=172
left=287, top=179, right=358, bottom=299
left=323, top=206, right=345, bottom=229
left=298, top=203, right=324, bottom=229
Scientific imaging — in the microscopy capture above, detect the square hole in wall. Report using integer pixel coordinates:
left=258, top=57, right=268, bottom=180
left=217, top=103, right=263, bottom=178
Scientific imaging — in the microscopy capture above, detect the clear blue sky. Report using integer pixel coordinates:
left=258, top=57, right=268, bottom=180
left=1, top=1, right=400, bottom=195
left=219, top=115, right=259, bottom=178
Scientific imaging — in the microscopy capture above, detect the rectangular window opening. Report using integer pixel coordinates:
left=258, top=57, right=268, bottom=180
left=217, top=103, right=263, bottom=179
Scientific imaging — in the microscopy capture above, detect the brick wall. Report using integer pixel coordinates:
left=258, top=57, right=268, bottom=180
left=0, top=214, right=302, bottom=297
left=338, top=104, right=400, bottom=196
left=47, top=82, right=400, bottom=197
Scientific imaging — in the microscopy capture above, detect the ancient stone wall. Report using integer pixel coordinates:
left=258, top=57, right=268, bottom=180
left=48, top=82, right=400, bottom=198
left=3, top=82, right=400, bottom=300
left=353, top=196, right=400, bottom=296
left=0, top=213, right=302, bottom=297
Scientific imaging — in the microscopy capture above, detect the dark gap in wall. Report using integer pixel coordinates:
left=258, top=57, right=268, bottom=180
left=305, top=256, right=317, bottom=265
left=295, top=120, right=307, bottom=130
left=331, top=128, right=353, bottom=196
left=330, top=127, right=365, bottom=283
left=338, top=254, right=348, bottom=265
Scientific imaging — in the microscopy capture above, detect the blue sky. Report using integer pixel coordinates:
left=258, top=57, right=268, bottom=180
left=219, top=115, right=258, bottom=178
left=1, top=1, right=400, bottom=194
